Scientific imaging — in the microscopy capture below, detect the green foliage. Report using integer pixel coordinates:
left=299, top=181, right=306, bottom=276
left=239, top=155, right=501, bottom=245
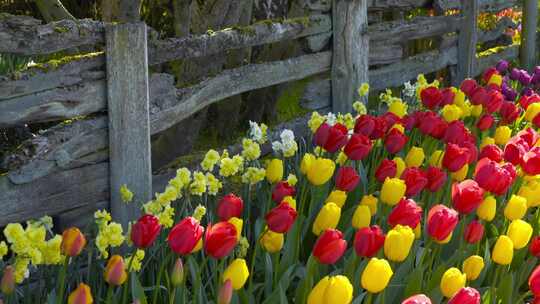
left=0, top=53, right=30, bottom=76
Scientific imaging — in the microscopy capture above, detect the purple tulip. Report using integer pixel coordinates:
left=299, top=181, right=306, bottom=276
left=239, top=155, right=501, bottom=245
left=520, top=70, right=532, bottom=86
left=510, top=68, right=521, bottom=80
left=522, top=87, right=534, bottom=96
left=496, top=60, right=509, bottom=73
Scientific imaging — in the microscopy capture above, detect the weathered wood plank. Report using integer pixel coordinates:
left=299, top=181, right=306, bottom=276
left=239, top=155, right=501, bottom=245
left=456, top=0, right=478, bottom=85
left=520, top=0, right=538, bottom=70
left=368, top=0, right=429, bottom=9
left=106, top=23, right=152, bottom=228
left=475, top=45, right=519, bottom=77
left=332, top=0, right=369, bottom=113
left=434, top=0, right=518, bottom=13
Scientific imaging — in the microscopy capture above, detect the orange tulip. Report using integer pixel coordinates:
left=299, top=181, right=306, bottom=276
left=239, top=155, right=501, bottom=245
left=68, top=283, right=93, bottom=304
left=104, top=255, right=127, bottom=286
left=61, top=227, right=87, bottom=257
left=0, top=266, right=15, bottom=295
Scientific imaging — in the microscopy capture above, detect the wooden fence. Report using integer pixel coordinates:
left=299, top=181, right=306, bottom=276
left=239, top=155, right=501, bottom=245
left=0, top=0, right=535, bottom=229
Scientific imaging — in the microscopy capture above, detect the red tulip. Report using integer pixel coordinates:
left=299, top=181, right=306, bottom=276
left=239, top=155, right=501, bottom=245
left=402, top=113, right=418, bottom=131
left=451, top=180, right=485, bottom=214
left=530, top=236, right=540, bottom=257
left=271, top=181, right=296, bottom=203
left=344, top=133, right=372, bottom=160
left=312, top=229, right=347, bottom=264
left=370, top=116, right=389, bottom=140
left=375, top=159, right=397, bottom=183
left=418, top=112, right=447, bottom=139
left=464, top=220, right=484, bottom=244
left=427, top=204, right=459, bottom=241
left=353, top=226, right=385, bottom=258
left=314, top=122, right=348, bottom=153
left=401, top=167, right=428, bottom=197
left=504, top=137, right=530, bottom=165
left=448, top=287, right=480, bottom=304
left=354, top=115, right=376, bottom=137
left=335, top=166, right=360, bottom=192
left=204, top=222, right=238, bottom=259
left=518, top=128, right=540, bottom=147
left=474, top=158, right=514, bottom=196
left=384, top=128, right=408, bottom=154
left=216, top=194, right=244, bottom=221
left=443, top=121, right=470, bottom=145
left=167, top=217, right=204, bottom=255
left=479, top=144, right=503, bottom=162
left=522, top=147, right=540, bottom=176
left=530, top=265, right=540, bottom=297
left=471, top=87, right=489, bottom=105
left=483, top=67, right=498, bottom=83
left=460, top=79, right=478, bottom=97
left=441, top=88, right=456, bottom=106
left=476, top=114, right=494, bottom=131
left=484, top=90, right=503, bottom=114
left=500, top=101, right=521, bottom=125
left=421, top=86, right=443, bottom=109
left=131, top=214, right=161, bottom=248
left=443, top=143, right=470, bottom=172
left=387, top=198, right=422, bottom=229
left=265, top=202, right=297, bottom=233
left=402, top=294, right=432, bottom=304
left=520, top=94, right=540, bottom=110
left=425, top=166, right=447, bottom=192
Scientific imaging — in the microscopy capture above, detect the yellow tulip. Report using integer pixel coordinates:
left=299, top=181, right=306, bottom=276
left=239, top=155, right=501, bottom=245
left=61, top=227, right=87, bottom=257
left=434, top=232, right=453, bottom=244
left=440, top=268, right=466, bottom=298
left=389, top=100, right=408, bottom=118
left=451, top=164, right=468, bottom=181
left=312, top=202, right=341, bottom=236
left=222, top=259, right=249, bottom=290
left=308, top=275, right=353, bottom=304
left=471, top=104, right=483, bottom=117
left=390, top=124, right=405, bottom=133
left=488, top=73, right=502, bottom=86
left=360, top=194, right=378, bottom=215
left=441, top=104, right=463, bottom=122
left=228, top=217, right=243, bottom=239
left=265, top=159, right=283, bottom=183
left=429, top=150, right=444, bottom=168
left=325, top=190, right=347, bottom=208
left=301, top=153, right=316, bottom=175
left=405, top=146, right=425, bottom=168
left=413, top=224, right=421, bottom=239
left=361, top=258, right=393, bottom=294
left=507, top=219, right=533, bottom=249
left=492, top=235, right=514, bottom=265
left=393, top=157, right=406, bottom=177
left=380, top=178, right=406, bottom=206
left=352, top=205, right=371, bottom=229
left=494, top=126, right=512, bottom=145
left=260, top=230, right=284, bottom=253
left=525, top=102, right=540, bottom=122
left=68, top=283, right=93, bottom=304
left=283, top=196, right=297, bottom=210
left=462, top=255, right=484, bottom=281
left=518, top=180, right=540, bottom=207
left=477, top=196, right=496, bottom=222
left=480, top=137, right=495, bottom=149
left=504, top=195, right=528, bottom=220
left=104, top=255, right=127, bottom=286
left=384, top=225, right=414, bottom=262
left=307, top=158, right=336, bottom=186
left=453, top=89, right=465, bottom=105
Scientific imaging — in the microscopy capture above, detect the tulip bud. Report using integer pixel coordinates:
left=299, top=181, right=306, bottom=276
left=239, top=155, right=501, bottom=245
left=380, top=178, right=406, bottom=206
left=429, top=150, right=444, bottom=168
left=440, top=267, right=466, bottom=298
left=130, top=214, right=161, bottom=249
left=492, top=235, right=514, bottom=265
left=447, top=287, right=481, bottom=304
left=216, top=194, right=244, bottom=221
left=218, top=279, right=233, bottom=304
left=335, top=167, right=360, bottom=192
left=61, top=227, right=87, bottom=257
left=530, top=236, right=540, bottom=257
left=308, top=275, right=353, bottom=304
left=519, top=180, right=540, bottom=207
left=393, top=157, right=406, bottom=177
left=300, top=153, right=316, bottom=175
left=344, top=133, right=372, bottom=161
left=266, top=202, right=297, bottom=233
left=354, top=226, right=385, bottom=258
left=463, top=220, right=484, bottom=244
left=494, top=126, right=512, bottom=145
left=312, top=203, right=341, bottom=236
left=271, top=181, right=296, bottom=203
left=375, top=159, right=397, bottom=182
left=384, top=225, right=414, bottom=262
left=266, top=159, right=283, bottom=183
left=1, top=266, right=15, bottom=295
left=507, top=219, right=533, bottom=249
left=450, top=164, right=468, bottom=181
left=476, top=196, right=496, bottom=221
left=307, top=158, right=335, bottom=186
left=451, top=180, right=484, bottom=214
left=387, top=198, right=422, bottom=229
left=401, top=294, right=432, bottom=304
left=104, top=255, right=127, bottom=286
left=205, top=222, right=238, bottom=259
left=462, top=255, right=484, bottom=281
left=427, top=204, right=459, bottom=242
left=171, top=258, right=184, bottom=286
left=405, top=146, right=425, bottom=168
left=351, top=205, right=371, bottom=229
left=360, top=195, right=378, bottom=214
left=313, top=229, right=348, bottom=265
left=68, top=283, right=93, bottom=304
left=222, top=259, right=249, bottom=290
left=504, top=195, right=528, bottom=220
left=260, top=229, right=284, bottom=253
left=325, top=190, right=347, bottom=208
left=167, top=217, right=204, bottom=255
left=361, top=258, right=393, bottom=293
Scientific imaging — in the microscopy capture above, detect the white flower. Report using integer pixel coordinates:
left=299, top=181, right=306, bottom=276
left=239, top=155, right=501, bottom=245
left=272, top=129, right=298, bottom=157
left=249, top=121, right=263, bottom=142
left=325, top=113, right=337, bottom=126
left=403, top=81, right=416, bottom=98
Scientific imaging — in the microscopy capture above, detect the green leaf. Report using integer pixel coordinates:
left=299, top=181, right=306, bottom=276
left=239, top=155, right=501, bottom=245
left=279, top=285, right=288, bottom=304
left=46, top=290, right=56, bottom=304
left=264, top=253, right=273, bottom=297
left=131, top=274, right=148, bottom=304
left=352, top=292, right=367, bottom=304
left=403, top=267, right=424, bottom=298
left=496, top=271, right=514, bottom=303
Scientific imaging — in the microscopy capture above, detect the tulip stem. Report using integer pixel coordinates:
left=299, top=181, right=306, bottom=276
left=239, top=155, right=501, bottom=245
left=105, top=285, right=114, bottom=304
left=491, top=266, right=501, bottom=304
left=56, top=257, right=69, bottom=304
left=152, top=251, right=173, bottom=304
left=516, top=290, right=532, bottom=303
left=365, top=292, right=373, bottom=304
left=122, top=253, right=136, bottom=304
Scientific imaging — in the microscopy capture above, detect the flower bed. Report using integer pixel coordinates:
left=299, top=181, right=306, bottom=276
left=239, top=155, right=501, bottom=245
left=4, top=61, right=540, bottom=304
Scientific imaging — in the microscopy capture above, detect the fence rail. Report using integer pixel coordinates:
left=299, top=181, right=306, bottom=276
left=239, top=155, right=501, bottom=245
left=0, top=0, right=534, bottom=227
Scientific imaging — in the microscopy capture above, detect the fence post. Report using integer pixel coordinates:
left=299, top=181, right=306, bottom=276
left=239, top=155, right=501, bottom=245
left=105, top=23, right=152, bottom=229
left=456, top=0, right=478, bottom=85
left=332, top=0, right=369, bottom=113
left=521, top=0, right=539, bottom=71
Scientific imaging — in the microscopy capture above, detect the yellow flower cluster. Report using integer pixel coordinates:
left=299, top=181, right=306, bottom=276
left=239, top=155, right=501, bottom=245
left=242, top=167, right=266, bottom=185
left=353, top=101, right=367, bottom=115
left=241, top=139, right=261, bottom=161
left=94, top=210, right=125, bottom=258
left=190, top=171, right=207, bottom=196
left=336, top=113, right=355, bottom=129
left=219, top=155, right=244, bottom=177
left=308, top=112, right=325, bottom=133
left=236, top=237, right=250, bottom=259
left=193, top=205, right=207, bottom=222
left=201, top=149, right=220, bottom=171
left=125, top=249, right=145, bottom=272
left=358, top=83, right=370, bottom=97
left=286, top=174, right=298, bottom=186
left=120, top=184, right=134, bottom=203
left=206, top=172, right=223, bottom=196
